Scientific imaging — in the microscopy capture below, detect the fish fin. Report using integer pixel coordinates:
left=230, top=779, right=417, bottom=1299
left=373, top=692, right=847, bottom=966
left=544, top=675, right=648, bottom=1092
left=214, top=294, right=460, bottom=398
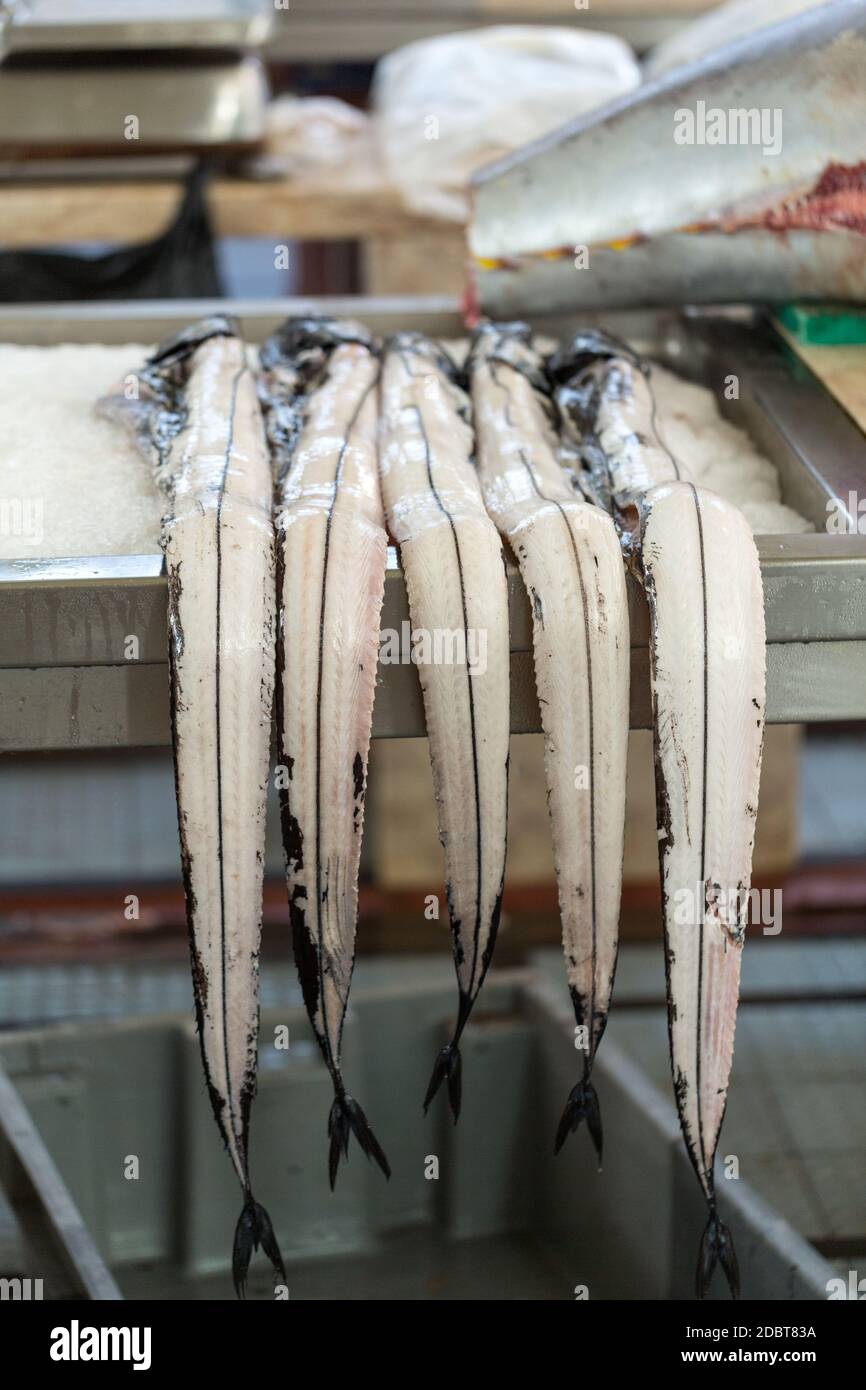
left=553, top=1077, right=603, bottom=1168
left=423, top=1042, right=462, bottom=1123
left=328, top=1092, right=391, bottom=1191
left=697, top=1211, right=740, bottom=1300
left=232, top=1196, right=286, bottom=1300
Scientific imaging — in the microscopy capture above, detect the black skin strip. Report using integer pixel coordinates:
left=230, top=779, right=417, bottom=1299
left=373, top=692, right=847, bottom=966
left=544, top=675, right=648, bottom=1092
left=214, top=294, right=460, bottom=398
left=477, top=335, right=608, bottom=1162
left=262, top=319, right=390, bottom=1187
left=392, top=339, right=495, bottom=1124
left=141, top=320, right=284, bottom=1298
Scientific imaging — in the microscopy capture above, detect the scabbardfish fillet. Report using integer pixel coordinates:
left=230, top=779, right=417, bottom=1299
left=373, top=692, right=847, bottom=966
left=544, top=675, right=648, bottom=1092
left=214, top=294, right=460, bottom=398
left=258, top=318, right=390, bottom=1189
left=379, top=334, right=510, bottom=1121
left=101, top=316, right=284, bottom=1297
left=552, top=333, right=766, bottom=1298
left=469, top=323, right=628, bottom=1163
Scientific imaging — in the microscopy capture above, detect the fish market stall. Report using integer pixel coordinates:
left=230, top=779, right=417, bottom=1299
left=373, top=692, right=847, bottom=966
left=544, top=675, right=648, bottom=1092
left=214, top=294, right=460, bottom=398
left=0, top=0, right=864, bottom=1320
left=0, top=295, right=864, bottom=1304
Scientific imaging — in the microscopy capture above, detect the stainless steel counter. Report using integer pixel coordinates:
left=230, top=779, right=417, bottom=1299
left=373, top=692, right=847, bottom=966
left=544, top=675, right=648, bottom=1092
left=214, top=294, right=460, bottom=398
left=1, top=297, right=864, bottom=752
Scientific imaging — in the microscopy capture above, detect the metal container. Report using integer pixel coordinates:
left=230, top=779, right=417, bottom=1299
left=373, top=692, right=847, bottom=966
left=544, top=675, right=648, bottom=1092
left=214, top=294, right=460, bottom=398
left=0, top=3, right=274, bottom=157
left=0, top=296, right=864, bottom=753
left=1, top=0, right=274, bottom=54
left=0, top=57, right=270, bottom=157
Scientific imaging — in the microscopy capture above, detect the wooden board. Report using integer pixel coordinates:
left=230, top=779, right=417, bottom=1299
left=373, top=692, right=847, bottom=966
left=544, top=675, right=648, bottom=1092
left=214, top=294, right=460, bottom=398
left=0, top=173, right=439, bottom=249
left=269, top=2, right=715, bottom=59
left=370, top=725, right=800, bottom=891
left=776, top=323, right=866, bottom=438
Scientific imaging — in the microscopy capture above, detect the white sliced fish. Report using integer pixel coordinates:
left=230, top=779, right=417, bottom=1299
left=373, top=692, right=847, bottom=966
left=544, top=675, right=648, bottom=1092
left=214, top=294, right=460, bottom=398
left=258, top=318, right=390, bottom=1188
left=552, top=333, right=766, bottom=1298
left=469, top=323, right=629, bottom=1162
left=379, top=333, right=510, bottom=1120
left=101, top=316, right=283, bottom=1297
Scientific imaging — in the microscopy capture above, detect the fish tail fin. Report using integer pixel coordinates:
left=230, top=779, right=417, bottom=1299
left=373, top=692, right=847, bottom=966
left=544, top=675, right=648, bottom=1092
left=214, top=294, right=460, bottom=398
left=553, top=1075, right=603, bottom=1168
left=697, top=1209, right=740, bottom=1300
left=232, top=1195, right=286, bottom=1300
left=328, top=1090, right=391, bottom=1191
left=423, top=1040, right=463, bottom=1123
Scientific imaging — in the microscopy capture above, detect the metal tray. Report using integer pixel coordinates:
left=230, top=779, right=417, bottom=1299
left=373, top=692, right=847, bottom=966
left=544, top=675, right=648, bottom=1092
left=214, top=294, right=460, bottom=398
left=1, top=1, right=273, bottom=55
left=0, top=56, right=269, bottom=156
left=0, top=296, right=864, bottom=753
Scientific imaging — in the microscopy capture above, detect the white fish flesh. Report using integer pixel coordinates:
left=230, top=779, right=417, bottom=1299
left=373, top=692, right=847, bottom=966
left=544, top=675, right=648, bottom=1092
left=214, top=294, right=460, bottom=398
left=379, top=334, right=510, bottom=1120
left=552, top=332, right=766, bottom=1297
left=101, top=317, right=283, bottom=1296
left=469, top=323, right=629, bottom=1162
left=258, top=319, right=390, bottom=1187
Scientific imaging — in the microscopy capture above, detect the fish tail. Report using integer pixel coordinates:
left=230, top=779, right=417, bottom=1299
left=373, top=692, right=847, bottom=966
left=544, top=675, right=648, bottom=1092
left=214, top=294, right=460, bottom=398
left=232, top=1193, right=286, bottom=1300
left=424, top=993, right=471, bottom=1122
left=327, top=1087, right=391, bottom=1191
left=423, top=1040, right=463, bottom=1122
left=553, top=1073, right=603, bottom=1168
left=696, top=1207, right=740, bottom=1300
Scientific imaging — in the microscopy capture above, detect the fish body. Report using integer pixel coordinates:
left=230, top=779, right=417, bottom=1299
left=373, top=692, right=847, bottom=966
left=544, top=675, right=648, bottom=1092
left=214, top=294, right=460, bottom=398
left=642, top=481, right=764, bottom=1240
left=102, top=317, right=283, bottom=1296
left=259, top=319, right=390, bottom=1188
left=553, top=337, right=765, bottom=1297
left=469, top=324, right=629, bottom=1161
left=379, top=334, right=510, bottom=1120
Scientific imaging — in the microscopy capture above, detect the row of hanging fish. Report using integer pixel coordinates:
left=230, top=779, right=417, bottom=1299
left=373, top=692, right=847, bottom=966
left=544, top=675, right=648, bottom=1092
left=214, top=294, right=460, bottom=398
left=102, top=312, right=765, bottom=1301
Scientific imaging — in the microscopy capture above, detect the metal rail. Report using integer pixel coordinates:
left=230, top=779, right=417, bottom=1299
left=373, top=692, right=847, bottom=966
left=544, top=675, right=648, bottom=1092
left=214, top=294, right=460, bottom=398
left=0, top=1064, right=122, bottom=1300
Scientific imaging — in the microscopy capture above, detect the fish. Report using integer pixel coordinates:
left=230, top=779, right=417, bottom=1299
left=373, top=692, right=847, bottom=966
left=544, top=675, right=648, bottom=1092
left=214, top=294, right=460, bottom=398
left=468, top=322, right=629, bottom=1164
left=551, top=333, right=766, bottom=1298
left=100, top=316, right=284, bottom=1298
left=258, top=317, right=391, bottom=1189
left=378, top=333, right=510, bottom=1121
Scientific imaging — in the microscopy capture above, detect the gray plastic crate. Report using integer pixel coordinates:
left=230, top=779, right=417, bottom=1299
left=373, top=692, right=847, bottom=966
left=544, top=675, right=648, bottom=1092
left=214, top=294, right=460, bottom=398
left=0, top=955, right=842, bottom=1300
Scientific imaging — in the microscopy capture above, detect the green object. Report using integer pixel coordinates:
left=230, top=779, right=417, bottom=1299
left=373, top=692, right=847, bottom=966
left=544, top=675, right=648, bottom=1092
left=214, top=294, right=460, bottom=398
left=778, top=303, right=866, bottom=345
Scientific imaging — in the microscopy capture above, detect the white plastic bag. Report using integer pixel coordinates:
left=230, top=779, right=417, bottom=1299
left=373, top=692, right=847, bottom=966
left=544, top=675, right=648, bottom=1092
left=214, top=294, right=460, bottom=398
left=644, top=0, right=833, bottom=77
left=264, top=96, right=369, bottom=175
left=373, top=26, right=640, bottom=222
